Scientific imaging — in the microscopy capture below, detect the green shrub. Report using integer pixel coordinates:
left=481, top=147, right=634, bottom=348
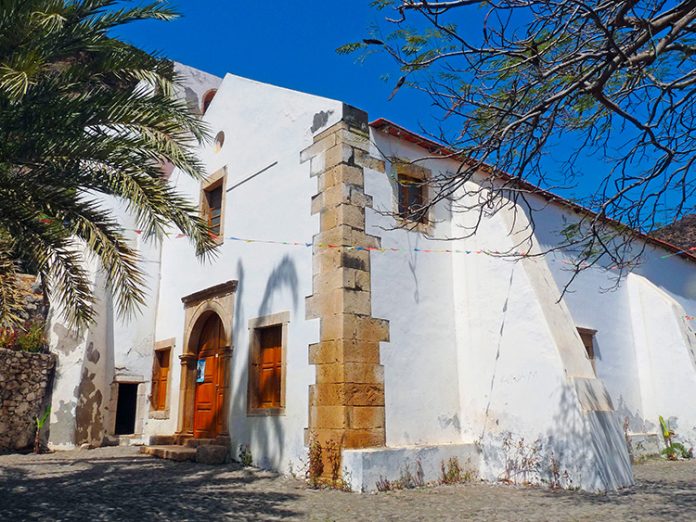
left=17, top=322, right=46, bottom=352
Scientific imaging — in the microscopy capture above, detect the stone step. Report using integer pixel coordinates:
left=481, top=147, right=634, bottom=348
left=140, top=445, right=196, bottom=462
left=216, top=436, right=231, bottom=446
left=184, top=438, right=216, bottom=448
left=103, top=435, right=146, bottom=447
left=196, top=444, right=229, bottom=465
left=149, top=435, right=176, bottom=446
left=184, top=436, right=231, bottom=448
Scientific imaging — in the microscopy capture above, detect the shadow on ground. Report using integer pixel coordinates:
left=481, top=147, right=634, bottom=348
left=534, top=474, right=696, bottom=520
left=2, top=449, right=696, bottom=521
left=0, top=451, right=302, bottom=521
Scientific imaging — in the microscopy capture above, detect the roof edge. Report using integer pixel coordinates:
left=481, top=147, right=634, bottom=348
left=369, top=118, right=696, bottom=264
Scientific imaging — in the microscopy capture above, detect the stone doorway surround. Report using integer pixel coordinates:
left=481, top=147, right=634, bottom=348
left=176, top=281, right=236, bottom=439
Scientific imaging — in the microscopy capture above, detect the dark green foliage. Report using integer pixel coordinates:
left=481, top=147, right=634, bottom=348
left=0, top=0, right=216, bottom=328
left=16, top=321, right=46, bottom=352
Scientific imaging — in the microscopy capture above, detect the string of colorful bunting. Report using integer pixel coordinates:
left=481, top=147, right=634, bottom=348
left=34, top=215, right=686, bottom=270
left=661, top=246, right=696, bottom=259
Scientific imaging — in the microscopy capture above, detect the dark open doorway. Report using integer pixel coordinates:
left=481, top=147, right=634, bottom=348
left=114, top=383, right=138, bottom=435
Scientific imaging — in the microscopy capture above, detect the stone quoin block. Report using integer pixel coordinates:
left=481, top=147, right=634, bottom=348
left=318, top=164, right=364, bottom=191
left=312, top=267, right=371, bottom=295
left=314, top=363, right=385, bottom=385
left=306, top=112, right=390, bottom=479
left=308, top=340, right=382, bottom=365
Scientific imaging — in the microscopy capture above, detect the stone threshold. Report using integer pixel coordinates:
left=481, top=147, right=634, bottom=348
left=140, top=435, right=230, bottom=465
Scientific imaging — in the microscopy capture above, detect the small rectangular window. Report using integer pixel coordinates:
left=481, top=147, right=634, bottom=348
left=397, top=173, right=426, bottom=223
left=204, top=184, right=223, bottom=236
left=151, top=348, right=171, bottom=411
left=577, top=328, right=596, bottom=372
left=200, top=169, right=226, bottom=242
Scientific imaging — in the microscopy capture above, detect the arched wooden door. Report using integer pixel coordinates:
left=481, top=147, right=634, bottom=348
left=193, top=314, right=225, bottom=439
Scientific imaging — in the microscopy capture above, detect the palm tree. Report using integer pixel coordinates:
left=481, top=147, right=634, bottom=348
left=0, top=0, right=216, bottom=328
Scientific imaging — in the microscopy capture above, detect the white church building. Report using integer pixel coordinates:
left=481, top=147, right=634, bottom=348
left=46, top=64, right=696, bottom=492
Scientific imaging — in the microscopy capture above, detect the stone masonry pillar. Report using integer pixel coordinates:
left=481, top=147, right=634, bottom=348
left=301, top=105, right=389, bottom=477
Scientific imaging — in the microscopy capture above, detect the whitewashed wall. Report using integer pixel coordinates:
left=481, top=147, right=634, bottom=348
left=48, top=200, right=162, bottom=448
left=146, top=73, right=343, bottom=472
left=363, top=136, right=463, bottom=447
left=365, top=130, right=634, bottom=491
left=532, top=202, right=696, bottom=450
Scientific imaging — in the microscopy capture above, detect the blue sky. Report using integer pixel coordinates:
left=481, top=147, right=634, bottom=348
left=112, top=1, right=683, bottom=225
left=112, top=1, right=615, bottom=209
left=114, top=1, right=427, bottom=130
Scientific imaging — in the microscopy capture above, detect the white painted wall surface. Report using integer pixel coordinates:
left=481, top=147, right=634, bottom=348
left=147, top=73, right=343, bottom=472
left=48, top=197, right=163, bottom=448
left=366, top=130, right=633, bottom=490
left=46, top=62, right=696, bottom=487
left=532, top=201, right=696, bottom=449
left=364, top=135, right=463, bottom=447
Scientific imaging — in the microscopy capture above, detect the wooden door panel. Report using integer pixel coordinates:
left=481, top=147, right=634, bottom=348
left=215, top=356, right=226, bottom=435
left=192, top=314, right=228, bottom=439
left=194, top=354, right=217, bottom=438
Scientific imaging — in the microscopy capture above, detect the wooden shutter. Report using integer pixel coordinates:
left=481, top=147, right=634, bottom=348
left=257, top=325, right=282, bottom=408
left=152, top=348, right=170, bottom=411
left=398, top=174, right=425, bottom=222
left=206, top=185, right=223, bottom=236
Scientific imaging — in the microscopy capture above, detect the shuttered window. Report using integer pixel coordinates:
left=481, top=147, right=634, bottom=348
left=397, top=173, right=426, bottom=223
left=205, top=184, right=223, bottom=236
left=252, top=325, right=283, bottom=410
left=151, top=348, right=170, bottom=411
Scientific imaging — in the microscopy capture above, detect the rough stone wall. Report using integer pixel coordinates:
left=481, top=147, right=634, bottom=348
left=15, top=274, right=47, bottom=324
left=0, top=348, right=56, bottom=452
left=302, top=106, right=390, bottom=476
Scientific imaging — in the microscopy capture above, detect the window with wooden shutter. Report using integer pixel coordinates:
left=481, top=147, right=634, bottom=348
left=205, top=184, right=223, bottom=236
left=247, top=312, right=288, bottom=415
left=397, top=173, right=427, bottom=223
left=200, top=168, right=227, bottom=243
left=256, top=325, right=282, bottom=408
left=151, top=348, right=171, bottom=411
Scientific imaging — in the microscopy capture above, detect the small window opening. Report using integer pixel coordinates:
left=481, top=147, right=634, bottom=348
left=214, top=131, right=225, bottom=153
left=202, top=89, right=218, bottom=114
left=398, top=173, right=427, bottom=223
left=204, top=183, right=223, bottom=236
left=114, top=383, right=138, bottom=435
left=577, top=328, right=596, bottom=372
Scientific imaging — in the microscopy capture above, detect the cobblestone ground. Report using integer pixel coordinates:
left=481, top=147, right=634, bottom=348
left=1, top=446, right=694, bottom=521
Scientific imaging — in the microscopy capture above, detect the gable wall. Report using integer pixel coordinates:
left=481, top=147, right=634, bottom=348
left=147, top=74, right=343, bottom=470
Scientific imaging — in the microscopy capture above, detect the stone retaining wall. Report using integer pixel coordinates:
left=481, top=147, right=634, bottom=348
left=0, top=348, right=56, bottom=452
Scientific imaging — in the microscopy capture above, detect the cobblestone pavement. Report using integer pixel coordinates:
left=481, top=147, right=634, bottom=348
left=1, top=446, right=694, bottom=521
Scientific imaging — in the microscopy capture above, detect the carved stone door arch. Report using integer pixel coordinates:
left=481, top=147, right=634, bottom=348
left=176, top=281, right=236, bottom=439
